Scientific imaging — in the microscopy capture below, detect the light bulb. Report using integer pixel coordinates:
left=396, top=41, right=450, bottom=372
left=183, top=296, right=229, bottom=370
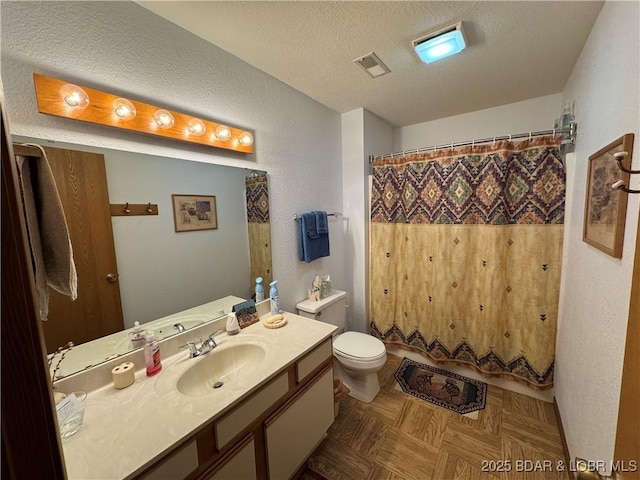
left=187, top=118, right=206, bottom=136
left=154, top=109, right=174, bottom=129
left=59, top=84, right=89, bottom=108
left=215, top=125, right=232, bottom=141
left=237, top=131, right=254, bottom=147
left=113, top=98, right=136, bottom=120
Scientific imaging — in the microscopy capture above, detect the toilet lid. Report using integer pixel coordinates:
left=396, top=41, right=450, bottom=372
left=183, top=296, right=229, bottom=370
left=333, top=332, right=385, bottom=359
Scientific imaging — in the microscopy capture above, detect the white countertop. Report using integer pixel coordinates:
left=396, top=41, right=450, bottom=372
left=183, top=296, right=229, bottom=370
left=60, top=311, right=336, bottom=480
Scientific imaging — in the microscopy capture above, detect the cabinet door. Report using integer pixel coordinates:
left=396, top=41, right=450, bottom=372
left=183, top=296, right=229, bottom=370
left=139, top=440, right=199, bottom=480
left=201, top=436, right=256, bottom=480
left=265, top=367, right=334, bottom=480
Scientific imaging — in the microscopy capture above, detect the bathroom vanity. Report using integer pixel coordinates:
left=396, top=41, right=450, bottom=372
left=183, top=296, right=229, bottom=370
left=57, top=308, right=337, bottom=480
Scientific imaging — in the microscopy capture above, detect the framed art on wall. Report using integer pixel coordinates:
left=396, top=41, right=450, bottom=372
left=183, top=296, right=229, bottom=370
left=583, top=133, right=635, bottom=258
left=172, top=194, right=217, bottom=232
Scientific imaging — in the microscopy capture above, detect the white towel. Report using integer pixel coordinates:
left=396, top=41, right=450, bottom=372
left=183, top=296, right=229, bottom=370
left=16, top=144, right=77, bottom=321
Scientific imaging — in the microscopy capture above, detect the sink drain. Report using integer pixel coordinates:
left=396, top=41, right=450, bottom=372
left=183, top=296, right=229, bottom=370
left=213, top=381, right=224, bottom=389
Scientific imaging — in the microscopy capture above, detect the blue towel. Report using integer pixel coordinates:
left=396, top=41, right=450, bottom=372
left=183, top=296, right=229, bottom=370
left=314, top=211, right=328, bottom=234
left=298, top=211, right=330, bottom=263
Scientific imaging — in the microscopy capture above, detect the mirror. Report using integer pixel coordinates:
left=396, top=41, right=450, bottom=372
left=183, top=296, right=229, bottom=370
left=14, top=136, right=271, bottom=379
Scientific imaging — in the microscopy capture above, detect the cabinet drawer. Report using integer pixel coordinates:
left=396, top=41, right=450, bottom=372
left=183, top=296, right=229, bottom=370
left=202, top=436, right=256, bottom=480
left=139, top=440, right=198, bottom=480
left=296, top=338, right=331, bottom=383
left=215, top=372, right=288, bottom=450
left=266, top=367, right=334, bottom=480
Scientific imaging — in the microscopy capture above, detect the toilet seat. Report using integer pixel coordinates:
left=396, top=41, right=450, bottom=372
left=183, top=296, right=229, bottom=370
left=333, top=331, right=386, bottom=361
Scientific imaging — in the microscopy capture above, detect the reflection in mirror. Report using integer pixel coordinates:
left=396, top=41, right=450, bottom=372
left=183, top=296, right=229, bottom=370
left=13, top=137, right=271, bottom=378
left=245, top=172, right=272, bottom=288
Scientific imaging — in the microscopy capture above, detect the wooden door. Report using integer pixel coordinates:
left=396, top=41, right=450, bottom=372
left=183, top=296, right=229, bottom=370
left=37, top=146, right=124, bottom=352
left=614, top=206, right=640, bottom=479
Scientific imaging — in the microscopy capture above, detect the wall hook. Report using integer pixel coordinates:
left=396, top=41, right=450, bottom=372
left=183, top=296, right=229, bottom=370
left=123, top=202, right=130, bottom=214
left=614, top=152, right=640, bottom=174
left=146, top=202, right=153, bottom=213
left=612, top=180, right=640, bottom=194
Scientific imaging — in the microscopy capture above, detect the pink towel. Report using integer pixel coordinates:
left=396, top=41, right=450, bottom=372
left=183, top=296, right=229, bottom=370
left=16, top=144, right=77, bottom=321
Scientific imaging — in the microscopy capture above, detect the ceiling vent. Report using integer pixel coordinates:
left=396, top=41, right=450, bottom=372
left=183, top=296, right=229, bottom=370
left=353, top=52, right=390, bottom=78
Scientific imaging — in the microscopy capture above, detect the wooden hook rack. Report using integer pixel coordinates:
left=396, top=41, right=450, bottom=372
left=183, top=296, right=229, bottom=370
left=110, top=202, right=158, bottom=217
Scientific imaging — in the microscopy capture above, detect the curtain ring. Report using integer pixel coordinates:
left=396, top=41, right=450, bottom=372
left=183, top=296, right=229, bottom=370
left=528, top=132, right=532, bottom=141
left=508, top=135, right=512, bottom=142
left=553, top=128, right=556, bottom=137
left=472, top=139, right=475, bottom=149
left=450, top=142, right=454, bottom=151
left=493, top=136, right=496, bottom=145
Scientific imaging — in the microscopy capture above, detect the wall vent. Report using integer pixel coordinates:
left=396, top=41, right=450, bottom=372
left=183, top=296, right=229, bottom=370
left=353, top=52, right=390, bottom=78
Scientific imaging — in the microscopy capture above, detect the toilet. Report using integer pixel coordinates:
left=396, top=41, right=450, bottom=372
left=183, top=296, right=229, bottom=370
left=296, top=290, right=387, bottom=403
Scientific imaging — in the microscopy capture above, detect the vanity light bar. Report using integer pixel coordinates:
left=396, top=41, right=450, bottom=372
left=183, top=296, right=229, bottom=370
left=32, top=73, right=254, bottom=154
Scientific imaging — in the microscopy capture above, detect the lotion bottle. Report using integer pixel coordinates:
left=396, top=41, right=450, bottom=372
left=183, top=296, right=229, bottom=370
left=144, top=330, right=162, bottom=377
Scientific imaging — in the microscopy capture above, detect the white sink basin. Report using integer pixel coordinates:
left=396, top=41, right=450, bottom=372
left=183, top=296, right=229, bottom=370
left=176, top=343, right=266, bottom=397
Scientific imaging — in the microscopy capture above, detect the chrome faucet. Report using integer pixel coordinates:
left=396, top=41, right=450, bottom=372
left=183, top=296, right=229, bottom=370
left=179, top=329, right=224, bottom=358
left=173, top=323, right=186, bottom=333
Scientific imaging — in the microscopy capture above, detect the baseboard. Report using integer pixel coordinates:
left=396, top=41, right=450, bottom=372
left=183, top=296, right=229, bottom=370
left=554, top=397, right=575, bottom=480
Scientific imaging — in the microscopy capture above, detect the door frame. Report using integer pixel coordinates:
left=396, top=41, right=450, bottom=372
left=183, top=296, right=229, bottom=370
left=1, top=98, right=65, bottom=478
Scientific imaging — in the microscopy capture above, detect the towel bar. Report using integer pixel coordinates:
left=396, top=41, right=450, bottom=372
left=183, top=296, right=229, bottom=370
left=293, top=212, right=340, bottom=221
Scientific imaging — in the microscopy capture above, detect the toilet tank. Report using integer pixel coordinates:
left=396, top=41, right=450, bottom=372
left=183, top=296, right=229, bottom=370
left=296, top=290, right=347, bottom=333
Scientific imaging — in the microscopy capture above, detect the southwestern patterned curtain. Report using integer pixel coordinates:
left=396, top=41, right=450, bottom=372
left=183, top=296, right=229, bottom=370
left=369, top=135, right=565, bottom=390
left=245, top=174, right=272, bottom=288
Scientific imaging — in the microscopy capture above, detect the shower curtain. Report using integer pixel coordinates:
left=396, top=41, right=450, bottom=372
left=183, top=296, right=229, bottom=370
left=245, top=174, right=272, bottom=288
left=369, top=135, right=565, bottom=390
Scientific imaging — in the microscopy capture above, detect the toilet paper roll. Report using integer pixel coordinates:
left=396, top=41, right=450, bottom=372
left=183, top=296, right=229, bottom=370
left=112, top=362, right=135, bottom=389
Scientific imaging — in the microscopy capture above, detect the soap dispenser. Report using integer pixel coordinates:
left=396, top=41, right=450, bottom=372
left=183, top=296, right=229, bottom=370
left=144, top=330, right=162, bottom=377
left=129, top=321, right=146, bottom=350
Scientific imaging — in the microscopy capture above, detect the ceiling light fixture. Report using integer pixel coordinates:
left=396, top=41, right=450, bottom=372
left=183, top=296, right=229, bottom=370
left=33, top=74, right=254, bottom=153
left=412, top=22, right=466, bottom=64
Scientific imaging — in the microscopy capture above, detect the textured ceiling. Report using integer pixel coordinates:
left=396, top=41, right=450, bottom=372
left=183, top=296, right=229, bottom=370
left=136, top=1, right=603, bottom=127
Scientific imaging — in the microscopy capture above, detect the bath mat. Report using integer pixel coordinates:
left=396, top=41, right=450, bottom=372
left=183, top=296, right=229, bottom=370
left=394, top=357, right=487, bottom=415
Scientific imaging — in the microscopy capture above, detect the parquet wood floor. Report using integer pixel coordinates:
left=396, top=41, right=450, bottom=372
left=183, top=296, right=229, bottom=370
left=306, top=354, right=569, bottom=480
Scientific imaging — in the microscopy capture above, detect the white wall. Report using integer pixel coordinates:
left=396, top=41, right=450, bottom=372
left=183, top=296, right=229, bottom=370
left=394, top=94, right=562, bottom=151
left=341, top=108, right=393, bottom=333
left=0, top=0, right=345, bottom=314
left=556, top=1, right=640, bottom=473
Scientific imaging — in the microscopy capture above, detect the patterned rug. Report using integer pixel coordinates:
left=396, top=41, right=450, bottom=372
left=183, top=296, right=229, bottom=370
left=394, top=357, right=487, bottom=415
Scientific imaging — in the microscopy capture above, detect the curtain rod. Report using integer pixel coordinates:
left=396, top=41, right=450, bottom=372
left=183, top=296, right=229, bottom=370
left=369, top=122, right=577, bottom=163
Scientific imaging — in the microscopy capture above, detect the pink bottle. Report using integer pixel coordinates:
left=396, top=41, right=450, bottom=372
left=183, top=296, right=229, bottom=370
left=144, top=330, right=162, bottom=376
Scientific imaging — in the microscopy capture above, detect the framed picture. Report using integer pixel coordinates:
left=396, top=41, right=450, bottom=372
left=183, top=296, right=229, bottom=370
left=172, top=194, right=217, bottom=232
left=583, top=134, right=635, bottom=258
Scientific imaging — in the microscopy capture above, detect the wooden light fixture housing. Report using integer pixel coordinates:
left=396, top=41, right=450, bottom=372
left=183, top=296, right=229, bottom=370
left=32, top=73, right=254, bottom=154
